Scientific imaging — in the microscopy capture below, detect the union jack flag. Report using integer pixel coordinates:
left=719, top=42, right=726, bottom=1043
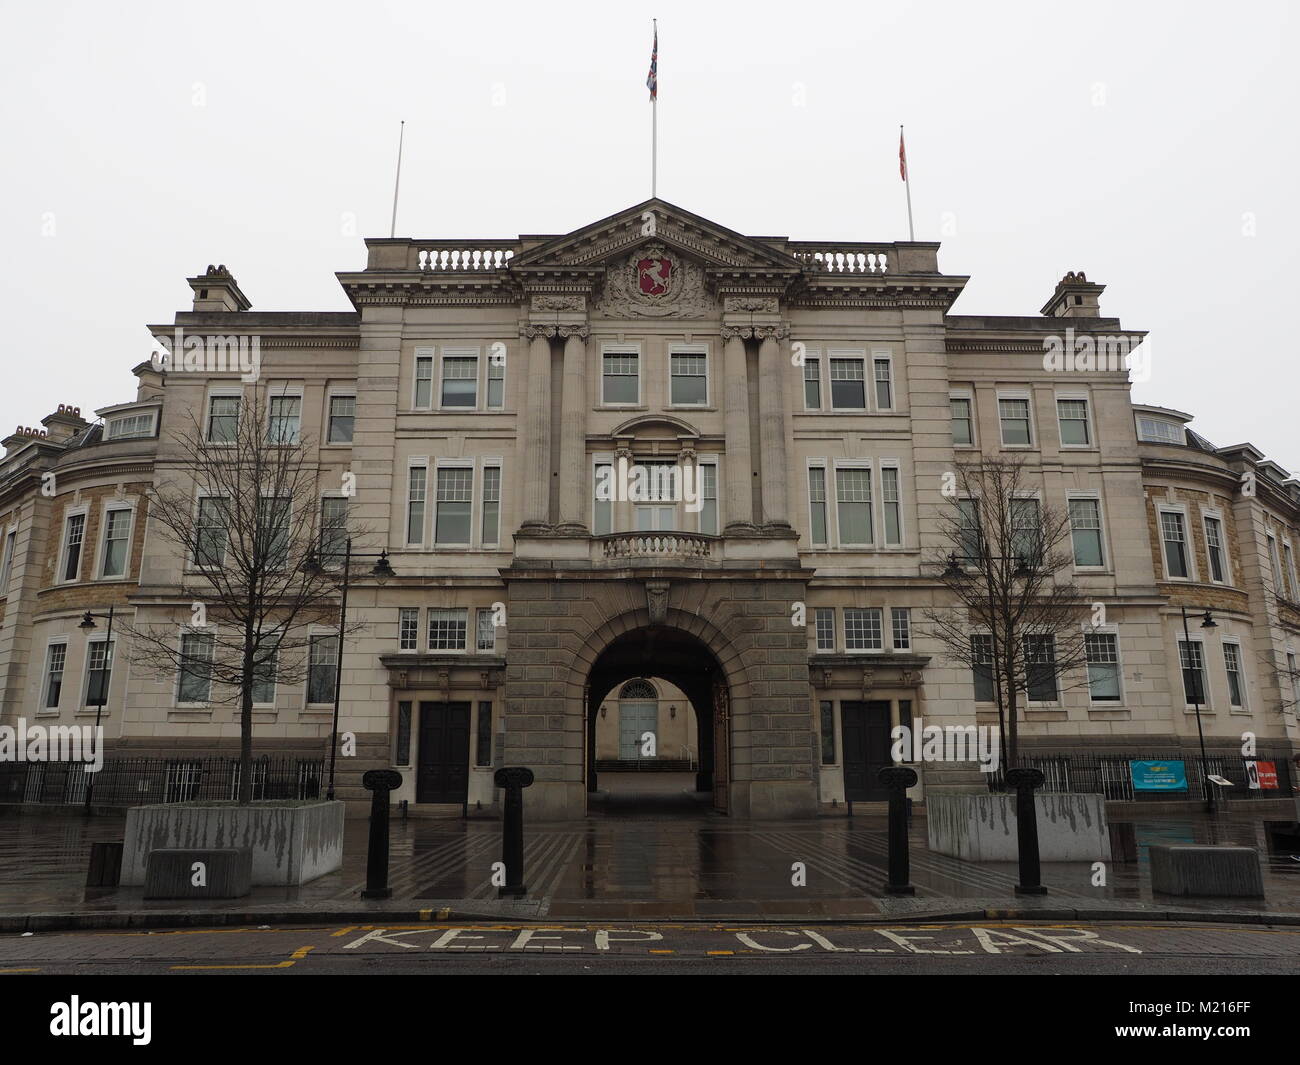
left=646, top=24, right=658, bottom=101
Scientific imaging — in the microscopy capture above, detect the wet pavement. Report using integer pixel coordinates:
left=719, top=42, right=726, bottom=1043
left=3, top=798, right=1300, bottom=919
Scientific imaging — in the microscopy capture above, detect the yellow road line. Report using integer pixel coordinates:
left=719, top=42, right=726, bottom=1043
left=171, top=945, right=315, bottom=971
left=0, top=968, right=41, bottom=973
left=330, top=926, right=357, bottom=938
left=648, top=949, right=675, bottom=954
left=707, top=950, right=734, bottom=956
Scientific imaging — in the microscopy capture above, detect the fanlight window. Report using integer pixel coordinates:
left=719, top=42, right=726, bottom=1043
left=619, top=679, right=657, bottom=700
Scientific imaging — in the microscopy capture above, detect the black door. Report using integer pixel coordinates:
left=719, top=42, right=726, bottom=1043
left=841, top=700, right=893, bottom=801
left=416, top=701, right=470, bottom=804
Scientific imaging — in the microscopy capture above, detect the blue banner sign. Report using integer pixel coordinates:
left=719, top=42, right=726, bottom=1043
left=1130, top=760, right=1188, bottom=791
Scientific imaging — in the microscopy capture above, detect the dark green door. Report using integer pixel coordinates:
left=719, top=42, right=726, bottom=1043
left=416, top=701, right=470, bottom=803
left=841, top=700, right=892, bottom=801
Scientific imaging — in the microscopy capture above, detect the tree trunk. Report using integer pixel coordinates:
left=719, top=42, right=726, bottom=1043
left=238, top=619, right=255, bottom=804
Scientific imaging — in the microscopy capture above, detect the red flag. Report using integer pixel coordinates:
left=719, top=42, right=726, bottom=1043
left=899, top=128, right=907, bottom=182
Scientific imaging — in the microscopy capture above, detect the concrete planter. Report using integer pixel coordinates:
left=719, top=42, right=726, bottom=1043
left=121, top=800, right=345, bottom=887
left=927, top=792, right=1111, bottom=862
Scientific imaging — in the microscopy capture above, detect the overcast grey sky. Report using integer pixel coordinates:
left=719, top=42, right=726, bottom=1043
left=2, top=0, right=1296, bottom=467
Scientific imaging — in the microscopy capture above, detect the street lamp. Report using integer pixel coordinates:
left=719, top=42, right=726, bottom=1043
left=302, top=538, right=396, bottom=800
left=77, top=606, right=115, bottom=814
left=1179, top=605, right=1218, bottom=813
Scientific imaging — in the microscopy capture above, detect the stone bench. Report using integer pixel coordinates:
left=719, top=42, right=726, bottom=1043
left=143, top=848, right=253, bottom=900
left=1149, top=844, right=1264, bottom=898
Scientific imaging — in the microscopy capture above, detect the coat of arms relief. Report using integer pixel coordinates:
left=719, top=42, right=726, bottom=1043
left=595, top=243, right=714, bottom=318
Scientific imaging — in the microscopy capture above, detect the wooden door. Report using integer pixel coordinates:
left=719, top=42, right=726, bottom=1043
left=416, top=701, right=470, bottom=804
left=841, top=700, right=893, bottom=801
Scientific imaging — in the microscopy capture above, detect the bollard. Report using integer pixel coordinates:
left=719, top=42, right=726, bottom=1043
left=361, top=769, right=402, bottom=900
left=494, top=766, right=535, bottom=898
left=878, top=765, right=918, bottom=896
left=1005, top=766, right=1047, bottom=896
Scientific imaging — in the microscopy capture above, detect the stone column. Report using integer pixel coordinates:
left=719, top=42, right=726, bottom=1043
left=521, top=327, right=553, bottom=528
left=556, top=325, right=590, bottom=531
left=721, top=327, right=754, bottom=531
left=757, top=327, right=791, bottom=528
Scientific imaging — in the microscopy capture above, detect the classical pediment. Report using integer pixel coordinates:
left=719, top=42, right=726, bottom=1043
left=510, top=198, right=802, bottom=274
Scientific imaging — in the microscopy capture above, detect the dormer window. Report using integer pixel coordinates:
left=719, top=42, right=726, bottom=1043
left=106, top=412, right=156, bottom=440
left=1136, top=416, right=1185, bottom=445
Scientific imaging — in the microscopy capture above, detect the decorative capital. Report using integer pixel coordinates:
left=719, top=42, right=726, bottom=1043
left=525, top=324, right=557, bottom=339
left=363, top=768, right=403, bottom=792
left=755, top=325, right=789, bottom=341
left=877, top=765, right=918, bottom=791
left=720, top=325, right=754, bottom=341
left=558, top=324, right=590, bottom=339
left=1005, top=766, right=1045, bottom=791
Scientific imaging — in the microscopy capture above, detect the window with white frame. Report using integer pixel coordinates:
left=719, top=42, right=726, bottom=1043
left=268, top=394, right=301, bottom=443
left=1068, top=498, right=1104, bottom=568
left=440, top=353, right=478, bottom=408
left=44, top=642, right=67, bottom=708
left=251, top=644, right=277, bottom=706
left=1010, top=498, right=1042, bottom=569
left=427, top=608, right=468, bottom=651
left=835, top=467, right=873, bottom=545
left=1160, top=510, right=1190, bottom=579
left=206, top=394, right=240, bottom=443
left=1288, top=651, right=1299, bottom=708
left=814, top=607, right=835, bottom=652
left=803, top=357, right=821, bottom=410
left=891, top=607, right=911, bottom=650
left=1085, top=632, right=1121, bottom=703
left=957, top=498, right=983, bottom=564
left=593, top=461, right=613, bottom=535
left=1204, top=515, right=1227, bottom=583
left=195, top=496, right=229, bottom=567
left=61, top=512, right=85, bottom=582
left=481, top=465, right=501, bottom=546
left=414, top=353, right=434, bottom=408
left=1178, top=639, right=1208, bottom=706
left=1282, top=541, right=1298, bottom=601
left=602, top=350, right=639, bottom=404
left=178, top=632, right=214, bottom=704
left=399, top=607, right=420, bottom=651
left=669, top=351, right=707, bottom=406
left=0, top=528, right=15, bottom=591
left=1024, top=634, right=1058, bottom=702
left=873, top=356, right=894, bottom=410
left=699, top=463, right=718, bottom=535
left=106, top=411, right=155, bottom=440
left=971, top=634, right=995, bottom=702
left=1223, top=642, right=1246, bottom=708
left=844, top=608, right=883, bottom=651
left=881, top=466, right=902, bottom=546
left=1267, top=534, right=1284, bottom=593
left=829, top=356, right=866, bottom=410
left=435, top=467, right=473, bottom=544
left=256, top=496, right=291, bottom=570
left=1136, top=416, right=1184, bottom=445
left=476, top=607, right=497, bottom=652
left=1056, top=397, right=1091, bottom=446
left=307, top=634, right=338, bottom=704
left=327, top=394, right=355, bottom=443
left=406, top=465, right=427, bottom=545
left=319, top=497, right=348, bottom=569
left=487, top=356, right=505, bottom=409
left=808, top=466, right=828, bottom=546
left=998, top=396, right=1032, bottom=446
left=950, top=395, right=973, bottom=446
left=99, top=507, right=132, bottom=578
left=633, top=461, right=678, bottom=531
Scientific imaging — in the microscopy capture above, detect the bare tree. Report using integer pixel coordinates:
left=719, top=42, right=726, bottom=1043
left=921, top=457, right=1097, bottom=770
left=126, top=386, right=364, bottom=802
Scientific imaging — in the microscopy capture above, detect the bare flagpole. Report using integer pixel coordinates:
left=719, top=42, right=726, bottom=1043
left=389, top=120, right=406, bottom=238
left=900, top=124, right=915, bottom=241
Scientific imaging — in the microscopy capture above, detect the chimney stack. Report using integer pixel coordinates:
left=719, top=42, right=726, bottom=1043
left=1041, top=271, right=1105, bottom=318
left=187, top=264, right=251, bottom=313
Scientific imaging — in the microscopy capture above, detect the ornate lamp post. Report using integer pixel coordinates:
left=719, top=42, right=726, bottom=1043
left=77, top=606, right=115, bottom=814
left=1179, top=606, right=1218, bottom=813
left=302, top=539, right=395, bottom=800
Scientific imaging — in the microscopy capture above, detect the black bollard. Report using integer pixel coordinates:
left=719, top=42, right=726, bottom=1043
left=494, top=766, right=535, bottom=898
left=1005, top=766, right=1047, bottom=896
left=361, top=769, right=402, bottom=900
left=878, top=765, right=918, bottom=896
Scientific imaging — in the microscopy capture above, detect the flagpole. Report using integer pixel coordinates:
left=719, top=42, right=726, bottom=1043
left=389, top=120, right=405, bottom=239
left=901, top=124, right=915, bottom=242
left=651, top=19, right=658, bottom=198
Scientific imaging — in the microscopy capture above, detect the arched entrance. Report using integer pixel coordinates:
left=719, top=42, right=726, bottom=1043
left=585, top=626, right=730, bottom=814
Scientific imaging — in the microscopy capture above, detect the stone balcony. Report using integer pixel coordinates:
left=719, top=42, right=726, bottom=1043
left=595, top=531, right=719, bottom=566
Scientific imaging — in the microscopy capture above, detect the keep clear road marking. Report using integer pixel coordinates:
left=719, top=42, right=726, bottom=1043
left=338, top=924, right=1146, bottom=956
left=171, top=946, right=316, bottom=971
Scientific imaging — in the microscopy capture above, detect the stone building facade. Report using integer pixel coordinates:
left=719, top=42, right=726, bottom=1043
left=0, top=199, right=1296, bottom=817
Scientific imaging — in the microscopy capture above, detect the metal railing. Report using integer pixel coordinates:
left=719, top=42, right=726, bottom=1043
left=985, top=751, right=1295, bottom=802
left=0, top=756, right=324, bottom=807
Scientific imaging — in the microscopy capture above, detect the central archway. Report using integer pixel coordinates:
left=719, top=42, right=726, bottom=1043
left=585, top=626, right=730, bottom=815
